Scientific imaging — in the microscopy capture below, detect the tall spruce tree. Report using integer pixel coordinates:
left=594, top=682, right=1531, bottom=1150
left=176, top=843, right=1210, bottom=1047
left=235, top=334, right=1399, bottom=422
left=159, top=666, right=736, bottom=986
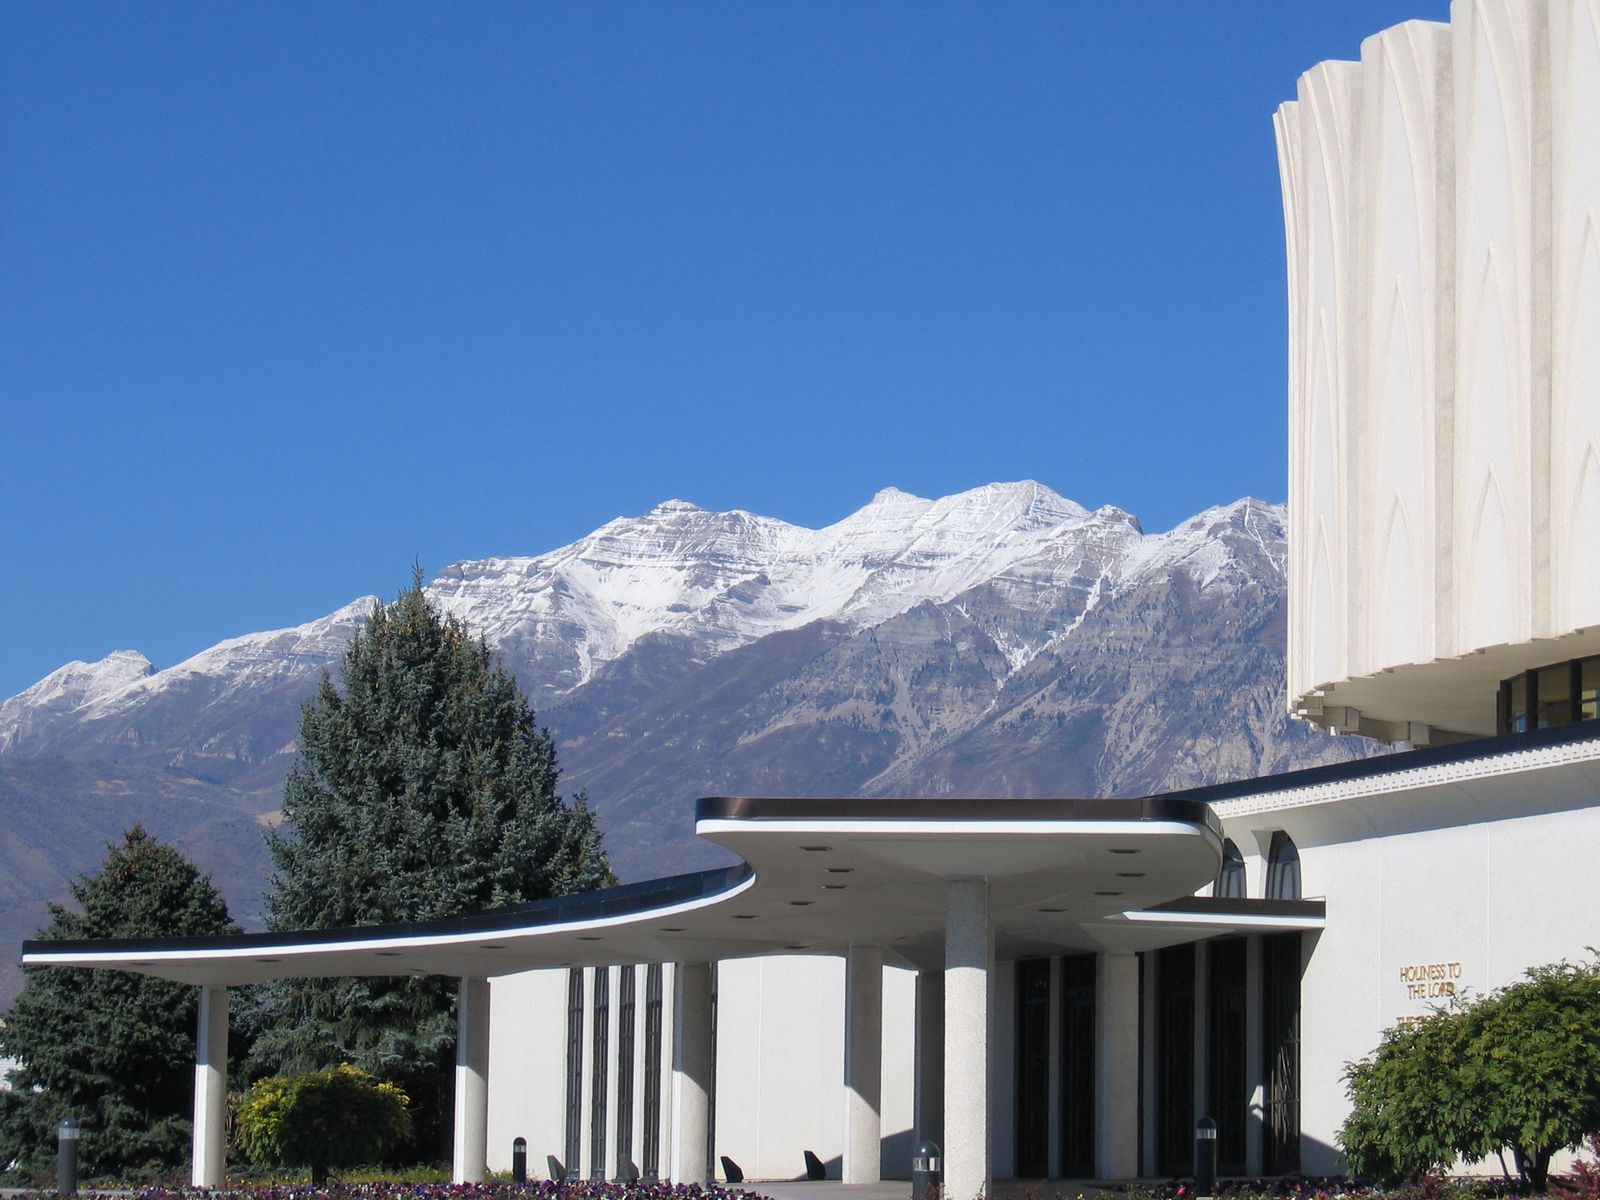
left=0, top=826, right=238, bottom=1182
left=248, top=573, right=612, bottom=1158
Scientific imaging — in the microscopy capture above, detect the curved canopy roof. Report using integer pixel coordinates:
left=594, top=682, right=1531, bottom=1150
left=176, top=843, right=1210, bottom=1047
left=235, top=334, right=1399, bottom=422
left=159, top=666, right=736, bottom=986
left=21, top=794, right=1319, bottom=987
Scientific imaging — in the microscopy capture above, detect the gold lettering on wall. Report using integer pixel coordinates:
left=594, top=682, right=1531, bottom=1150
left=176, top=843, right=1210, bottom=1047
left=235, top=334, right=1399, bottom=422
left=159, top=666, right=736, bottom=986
left=1397, top=960, right=1465, bottom=1001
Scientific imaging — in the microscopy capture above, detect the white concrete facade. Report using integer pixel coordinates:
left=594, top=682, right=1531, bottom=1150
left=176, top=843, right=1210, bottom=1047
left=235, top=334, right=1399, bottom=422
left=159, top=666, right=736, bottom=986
left=1278, top=0, right=1600, bottom=740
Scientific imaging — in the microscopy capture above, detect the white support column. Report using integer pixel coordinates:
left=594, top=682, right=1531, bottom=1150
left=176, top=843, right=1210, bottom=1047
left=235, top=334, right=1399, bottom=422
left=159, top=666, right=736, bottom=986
left=944, top=877, right=992, bottom=1200
left=603, top=966, right=621, bottom=1180
left=453, top=977, right=491, bottom=1184
left=191, top=985, right=229, bottom=1189
left=671, top=961, right=714, bottom=1184
left=914, top=970, right=945, bottom=1154
left=1244, top=937, right=1265, bottom=1176
left=844, top=944, right=884, bottom=1183
left=1095, top=953, right=1140, bottom=1181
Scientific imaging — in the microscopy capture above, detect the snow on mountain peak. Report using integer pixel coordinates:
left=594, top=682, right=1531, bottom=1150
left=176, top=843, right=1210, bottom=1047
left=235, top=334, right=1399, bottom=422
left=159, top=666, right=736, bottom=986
left=0, top=649, right=156, bottom=753
left=0, top=487, right=1289, bottom=751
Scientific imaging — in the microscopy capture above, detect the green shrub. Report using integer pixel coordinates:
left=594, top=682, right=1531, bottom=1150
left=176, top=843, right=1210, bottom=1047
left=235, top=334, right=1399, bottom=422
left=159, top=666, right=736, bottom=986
left=234, top=1064, right=409, bottom=1183
left=1340, top=958, right=1600, bottom=1189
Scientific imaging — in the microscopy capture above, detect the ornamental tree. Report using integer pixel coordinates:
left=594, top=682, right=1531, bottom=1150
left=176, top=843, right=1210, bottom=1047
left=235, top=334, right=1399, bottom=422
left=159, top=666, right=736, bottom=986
left=247, top=572, right=612, bottom=1158
left=0, top=826, right=238, bottom=1181
left=234, top=1064, right=409, bottom=1183
left=1340, top=957, right=1600, bottom=1188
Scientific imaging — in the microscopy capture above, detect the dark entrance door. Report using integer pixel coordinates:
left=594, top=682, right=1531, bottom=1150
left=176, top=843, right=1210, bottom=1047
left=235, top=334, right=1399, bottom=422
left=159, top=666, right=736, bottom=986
left=1155, top=945, right=1196, bottom=1175
left=1059, top=954, right=1097, bottom=1177
left=1016, top=959, right=1051, bottom=1177
left=1207, top=938, right=1248, bottom=1175
left=1263, top=933, right=1302, bottom=1174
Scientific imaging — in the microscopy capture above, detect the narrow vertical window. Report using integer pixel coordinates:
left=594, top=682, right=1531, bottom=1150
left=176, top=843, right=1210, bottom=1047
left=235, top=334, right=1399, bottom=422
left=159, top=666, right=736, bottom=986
left=590, top=968, right=610, bottom=1178
left=616, top=965, right=637, bottom=1179
left=642, top=964, right=664, bottom=1180
left=564, top=968, right=584, bottom=1174
left=707, top=964, right=719, bottom=1172
left=1265, top=832, right=1301, bottom=901
left=1213, top=840, right=1246, bottom=899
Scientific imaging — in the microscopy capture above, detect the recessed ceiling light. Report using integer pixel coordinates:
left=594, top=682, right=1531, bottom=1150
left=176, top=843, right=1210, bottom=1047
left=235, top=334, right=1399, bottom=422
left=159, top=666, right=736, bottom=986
left=823, top=884, right=848, bottom=890
left=827, top=867, right=853, bottom=874
left=786, top=944, right=807, bottom=950
left=801, top=845, right=831, bottom=852
left=660, top=927, right=686, bottom=933
left=732, top=914, right=758, bottom=920
left=256, top=957, right=282, bottom=964
left=375, top=952, right=402, bottom=958
left=1037, top=907, right=1067, bottom=913
left=576, top=936, right=603, bottom=941
left=788, top=900, right=813, bottom=906
left=1094, top=890, right=1123, bottom=897
left=480, top=944, right=506, bottom=950
left=1116, top=872, right=1145, bottom=879
left=1109, top=848, right=1140, bottom=855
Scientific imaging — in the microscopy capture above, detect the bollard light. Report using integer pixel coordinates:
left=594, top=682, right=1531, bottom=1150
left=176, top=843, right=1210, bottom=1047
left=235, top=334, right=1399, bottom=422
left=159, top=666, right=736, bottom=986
left=57, top=1115, right=80, bottom=1197
left=911, top=1139, right=942, bottom=1200
left=1194, top=1116, right=1218, bottom=1198
left=511, top=1137, right=527, bottom=1185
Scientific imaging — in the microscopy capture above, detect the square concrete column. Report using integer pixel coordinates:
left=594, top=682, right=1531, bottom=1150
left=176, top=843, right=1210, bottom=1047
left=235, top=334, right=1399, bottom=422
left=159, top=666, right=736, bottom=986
left=914, top=970, right=945, bottom=1152
left=1095, top=953, right=1139, bottom=1181
left=670, top=961, right=714, bottom=1183
left=453, top=977, right=490, bottom=1183
left=844, top=944, right=884, bottom=1183
left=944, top=877, right=992, bottom=1200
left=191, top=984, right=229, bottom=1189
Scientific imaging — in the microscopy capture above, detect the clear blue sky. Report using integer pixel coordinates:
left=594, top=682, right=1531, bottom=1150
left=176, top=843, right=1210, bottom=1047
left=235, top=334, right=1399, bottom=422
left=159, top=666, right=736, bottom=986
left=0, top=1, right=1448, bottom=699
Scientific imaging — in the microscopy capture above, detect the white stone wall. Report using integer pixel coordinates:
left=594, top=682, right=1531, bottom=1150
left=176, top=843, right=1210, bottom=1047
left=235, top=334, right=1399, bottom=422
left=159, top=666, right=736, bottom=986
left=1279, top=0, right=1600, bottom=739
left=1223, top=781, right=1600, bottom=1175
left=485, top=957, right=918, bottom=1182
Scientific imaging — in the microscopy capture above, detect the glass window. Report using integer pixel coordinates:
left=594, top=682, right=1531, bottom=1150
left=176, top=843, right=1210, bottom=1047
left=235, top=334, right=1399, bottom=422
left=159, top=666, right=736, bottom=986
left=590, top=968, right=610, bottom=1178
left=564, top=969, right=584, bottom=1174
left=1507, top=673, right=1530, bottom=733
left=1582, top=657, right=1599, bottom=723
left=1266, top=831, right=1301, bottom=901
left=1537, top=663, right=1573, bottom=727
left=1214, top=840, right=1246, bottom=899
left=641, top=964, right=663, bottom=1180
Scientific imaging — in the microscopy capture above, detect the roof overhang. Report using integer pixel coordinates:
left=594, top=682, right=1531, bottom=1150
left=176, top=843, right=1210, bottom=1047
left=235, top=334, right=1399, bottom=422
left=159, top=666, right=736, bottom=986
left=21, top=795, right=1240, bottom=986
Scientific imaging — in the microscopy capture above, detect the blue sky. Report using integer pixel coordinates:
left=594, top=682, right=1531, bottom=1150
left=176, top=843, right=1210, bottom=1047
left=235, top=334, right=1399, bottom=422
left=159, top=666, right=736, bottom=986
left=0, top=1, right=1449, bottom=699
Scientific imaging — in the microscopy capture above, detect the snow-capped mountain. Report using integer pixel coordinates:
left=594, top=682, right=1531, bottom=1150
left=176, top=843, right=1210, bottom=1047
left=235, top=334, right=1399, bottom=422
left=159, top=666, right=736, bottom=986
left=0, top=482, right=1374, bottom=1005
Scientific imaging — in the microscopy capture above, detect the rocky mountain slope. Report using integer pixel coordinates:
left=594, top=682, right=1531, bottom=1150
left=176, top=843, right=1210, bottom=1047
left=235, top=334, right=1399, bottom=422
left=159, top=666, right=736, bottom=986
left=0, top=482, right=1375, bottom=1007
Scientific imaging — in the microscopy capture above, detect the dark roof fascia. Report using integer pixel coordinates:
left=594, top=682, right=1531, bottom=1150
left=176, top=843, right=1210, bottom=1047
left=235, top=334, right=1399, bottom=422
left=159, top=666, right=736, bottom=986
left=1143, top=896, right=1327, bottom=920
left=1165, top=720, right=1600, bottom=808
left=22, top=863, right=753, bottom=958
left=696, top=794, right=1223, bottom=838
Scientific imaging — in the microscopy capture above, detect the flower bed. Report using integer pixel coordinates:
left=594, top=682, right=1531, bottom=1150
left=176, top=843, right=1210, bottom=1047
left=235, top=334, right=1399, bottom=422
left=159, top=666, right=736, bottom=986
left=11, top=1183, right=761, bottom=1200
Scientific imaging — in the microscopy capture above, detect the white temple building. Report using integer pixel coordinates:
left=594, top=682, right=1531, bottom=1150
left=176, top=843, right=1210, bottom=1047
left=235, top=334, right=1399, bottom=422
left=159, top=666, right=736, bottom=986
left=22, top=0, right=1600, bottom=1191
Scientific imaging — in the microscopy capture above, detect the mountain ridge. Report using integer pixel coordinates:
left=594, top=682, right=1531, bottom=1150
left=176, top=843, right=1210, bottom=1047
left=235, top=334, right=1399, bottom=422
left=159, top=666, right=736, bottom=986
left=0, top=482, right=1375, bottom=1008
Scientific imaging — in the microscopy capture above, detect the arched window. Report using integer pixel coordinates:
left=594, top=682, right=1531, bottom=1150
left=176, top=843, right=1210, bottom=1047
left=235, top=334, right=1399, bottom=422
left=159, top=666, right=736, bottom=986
left=1265, top=831, right=1301, bottom=900
left=1214, top=839, right=1246, bottom=898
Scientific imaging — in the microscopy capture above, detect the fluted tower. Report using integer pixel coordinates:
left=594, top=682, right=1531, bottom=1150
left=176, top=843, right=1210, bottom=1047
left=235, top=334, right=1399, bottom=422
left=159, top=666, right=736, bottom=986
left=1277, top=0, right=1600, bottom=743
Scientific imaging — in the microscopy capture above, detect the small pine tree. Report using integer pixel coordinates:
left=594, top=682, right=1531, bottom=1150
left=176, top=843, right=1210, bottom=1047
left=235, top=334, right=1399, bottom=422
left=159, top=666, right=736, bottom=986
left=247, top=572, right=613, bottom=1158
left=0, top=826, right=238, bottom=1181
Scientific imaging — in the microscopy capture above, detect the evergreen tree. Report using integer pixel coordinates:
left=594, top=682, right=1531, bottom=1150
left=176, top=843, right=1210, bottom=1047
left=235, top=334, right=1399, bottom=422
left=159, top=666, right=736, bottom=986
left=248, top=573, right=612, bottom=1158
left=0, top=826, right=238, bottom=1182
